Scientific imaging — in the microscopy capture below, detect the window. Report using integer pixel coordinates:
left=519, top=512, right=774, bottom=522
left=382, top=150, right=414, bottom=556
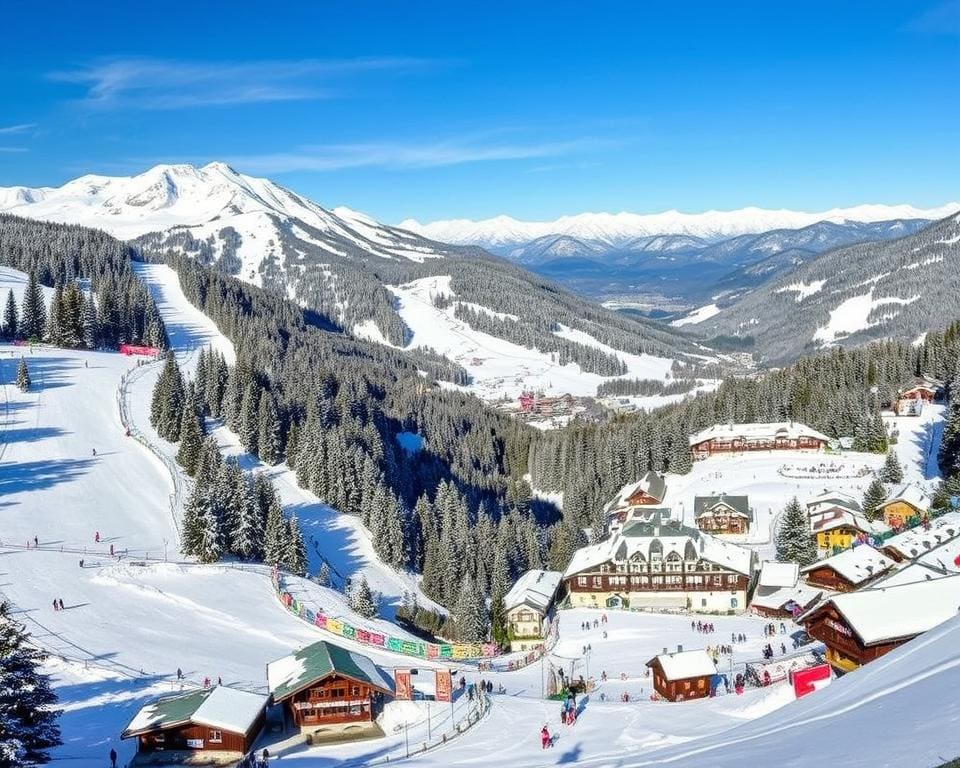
left=155, top=735, right=166, bottom=743
left=578, top=576, right=587, bottom=586
left=683, top=681, right=691, bottom=691
left=209, top=730, right=222, bottom=743
left=592, top=577, right=602, bottom=588
left=697, top=679, right=705, bottom=689
left=701, top=598, right=707, bottom=607
left=351, top=685, right=360, bottom=696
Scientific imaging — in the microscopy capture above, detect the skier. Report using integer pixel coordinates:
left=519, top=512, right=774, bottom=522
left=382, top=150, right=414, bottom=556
left=52, top=599, right=58, bottom=612
left=92, top=448, right=97, bottom=457
left=203, top=676, right=210, bottom=689
left=34, top=535, right=39, bottom=547
left=84, top=361, right=88, bottom=369
left=262, top=748, right=270, bottom=766
left=540, top=725, right=551, bottom=749
left=95, top=531, right=100, bottom=543
left=110, top=544, right=114, bottom=556
left=59, top=599, right=65, bottom=611
left=79, top=559, right=84, bottom=568
left=109, top=748, right=117, bottom=768
left=177, top=667, right=183, bottom=680
left=217, top=676, right=222, bottom=686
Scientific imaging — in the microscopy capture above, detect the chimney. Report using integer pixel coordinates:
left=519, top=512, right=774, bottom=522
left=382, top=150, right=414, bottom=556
left=677, top=644, right=683, bottom=653
left=662, top=647, right=668, bottom=655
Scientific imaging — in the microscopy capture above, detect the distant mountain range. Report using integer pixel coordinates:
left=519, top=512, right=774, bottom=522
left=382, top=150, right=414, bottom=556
left=401, top=203, right=959, bottom=251
left=0, top=163, right=705, bottom=398
left=686, top=211, right=960, bottom=362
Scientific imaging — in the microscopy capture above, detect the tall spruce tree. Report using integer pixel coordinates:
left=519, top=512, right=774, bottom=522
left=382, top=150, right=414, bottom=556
left=348, top=576, right=377, bottom=619
left=2, top=289, right=17, bottom=338
left=176, top=383, right=204, bottom=475
left=283, top=515, right=308, bottom=576
left=20, top=271, right=46, bottom=341
left=454, top=574, right=488, bottom=643
left=862, top=478, right=888, bottom=521
left=15, top=358, right=31, bottom=392
left=775, top=497, right=817, bottom=565
left=0, top=601, right=61, bottom=765
left=879, top=450, right=904, bottom=484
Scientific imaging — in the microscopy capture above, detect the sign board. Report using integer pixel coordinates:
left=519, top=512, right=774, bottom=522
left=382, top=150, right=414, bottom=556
left=395, top=669, right=412, bottom=700
left=186, top=739, right=204, bottom=749
left=435, top=670, right=452, bottom=702
left=792, top=663, right=832, bottom=699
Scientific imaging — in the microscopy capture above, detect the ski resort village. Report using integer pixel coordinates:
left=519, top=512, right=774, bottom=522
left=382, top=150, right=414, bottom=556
left=2, top=7, right=960, bottom=763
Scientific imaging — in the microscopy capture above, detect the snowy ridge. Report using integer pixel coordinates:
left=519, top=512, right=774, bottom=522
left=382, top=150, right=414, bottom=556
left=401, top=202, right=960, bottom=249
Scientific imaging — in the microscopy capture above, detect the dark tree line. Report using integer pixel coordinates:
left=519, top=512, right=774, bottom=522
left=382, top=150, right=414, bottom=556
left=0, top=215, right=166, bottom=349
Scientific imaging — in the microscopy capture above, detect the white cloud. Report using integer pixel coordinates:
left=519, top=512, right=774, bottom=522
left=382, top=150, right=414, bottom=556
left=50, top=56, right=435, bottom=110
left=0, top=123, right=36, bottom=135
left=226, top=135, right=617, bottom=173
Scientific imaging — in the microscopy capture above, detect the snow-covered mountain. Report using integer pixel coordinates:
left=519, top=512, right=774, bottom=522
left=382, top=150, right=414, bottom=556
left=400, top=203, right=959, bottom=251
left=0, top=163, right=706, bottom=400
left=688, top=212, right=960, bottom=362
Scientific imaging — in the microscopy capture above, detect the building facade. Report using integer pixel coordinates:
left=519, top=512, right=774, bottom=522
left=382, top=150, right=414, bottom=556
left=646, top=649, right=718, bottom=702
left=267, top=641, right=394, bottom=732
left=693, top=495, right=752, bottom=535
left=801, top=546, right=896, bottom=592
left=502, top=569, right=561, bottom=652
left=879, top=483, right=929, bottom=529
left=688, top=422, right=829, bottom=460
left=563, top=511, right=755, bottom=613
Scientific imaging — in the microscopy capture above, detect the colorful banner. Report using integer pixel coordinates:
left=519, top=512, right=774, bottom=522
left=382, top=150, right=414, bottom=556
left=395, top=669, right=413, bottom=700
left=435, top=670, right=452, bottom=702
left=327, top=618, right=343, bottom=635
left=119, top=344, right=160, bottom=357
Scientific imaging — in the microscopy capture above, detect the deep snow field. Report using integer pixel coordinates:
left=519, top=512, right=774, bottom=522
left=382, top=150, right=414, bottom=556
left=2, top=263, right=959, bottom=768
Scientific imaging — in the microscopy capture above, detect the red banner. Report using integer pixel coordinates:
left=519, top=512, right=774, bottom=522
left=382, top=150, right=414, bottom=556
left=435, top=670, right=452, bottom=703
left=792, top=664, right=831, bottom=698
left=119, top=344, right=160, bottom=357
left=395, top=669, right=412, bottom=700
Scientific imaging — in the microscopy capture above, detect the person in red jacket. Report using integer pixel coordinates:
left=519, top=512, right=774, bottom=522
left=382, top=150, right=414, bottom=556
left=541, top=725, right=551, bottom=749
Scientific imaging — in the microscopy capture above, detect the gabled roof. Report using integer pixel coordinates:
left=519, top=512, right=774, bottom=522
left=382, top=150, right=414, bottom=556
left=882, top=483, right=929, bottom=514
left=122, top=687, right=267, bottom=739
left=688, top=422, right=829, bottom=447
left=694, top=495, right=752, bottom=521
left=882, top=511, right=960, bottom=559
left=563, top=516, right=754, bottom=579
left=646, top=649, right=717, bottom=681
left=871, top=561, right=951, bottom=588
left=750, top=582, right=824, bottom=612
left=809, top=507, right=883, bottom=536
left=802, top=545, right=896, bottom=586
left=758, top=561, right=799, bottom=589
left=806, top=490, right=862, bottom=514
left=801, top=573, right=960, bottom=646
left=608, top=471, right=667, bottom=510
left=267, top=641, right=395, bottom=702
left=503, top=569, right=562, bottom=614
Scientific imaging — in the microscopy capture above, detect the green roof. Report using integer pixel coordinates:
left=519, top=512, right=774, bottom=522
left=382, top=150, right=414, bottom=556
left=122, top=689, right=210, bottom=737
left=621, top=509, right=698, bottom=539
left=267, top=640, right=395, bottom=702
left=694, top=495, right=752, bottom=521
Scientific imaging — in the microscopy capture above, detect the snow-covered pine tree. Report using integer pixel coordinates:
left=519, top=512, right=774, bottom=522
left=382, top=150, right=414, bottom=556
left=81, top=293, right=98, bottom=349
left=45, top=284, right=64, bottom=346
left=197, top=502, right=226, bottom=564
left=15, top=358, right=31, bottom=392
left=19, top=271, right=46, bottom=342
left=0, top=601, right=61, bottom=766
left=879, top=450, right=903, bottom=484
left=176, top=383, right=205, bottom=475
left=282, top=515, right=308, bottom=576
left=775, top=497, right=817, bottom=565
left=453, top=574, right=488, bottom=643
left=256, top=390, right=281, bottom=465
left=262, top=495, right=286, bottom=568
left=862, top=478, right=888, bottom=521
left=668, top=424, right=693, bottom=474
left=316, top=561, right=331, bottom=587
left=348, top=575, right=378, bottom=619
left=2, top=289, right=17, bottom=338
left=239, top=383, right=259, bottom=454
left=233, top=473, right=263, bottom=561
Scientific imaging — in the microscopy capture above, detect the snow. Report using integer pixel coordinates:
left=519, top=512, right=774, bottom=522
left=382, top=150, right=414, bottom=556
left=813, top=288, right=920, bottom=345
left=387, top=276, right=681, bottom=402
left=399, top=202, right=960, bottom=250
left=670, top=303, right=720, bottom=327
left=757, top=562, right=799, bottom=589
left=125, top=686, right=266, bottom=735
left=801, top=546, right=897, bottom=586
left=353, top=318, right=394, bottom=347
left=882, top=511, right=960, bottom=560
left=775, top=279, right=827, bottom=302
left=503, top=570, right=563, bottom=613
left=688, top=421, right=830, bottom=447
left=652, top=649, right=718, bottom=681
left=884, top=482, right=930, bottom=512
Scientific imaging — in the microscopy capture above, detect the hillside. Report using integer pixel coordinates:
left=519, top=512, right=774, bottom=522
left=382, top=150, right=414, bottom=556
left=688, top=212, right=960, bottom=363
left=0, top=165, right=705, bottom=399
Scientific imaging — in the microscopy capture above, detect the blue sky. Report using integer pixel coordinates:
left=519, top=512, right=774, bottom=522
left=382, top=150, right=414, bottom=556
left=1, top=1, right=957, bottom=223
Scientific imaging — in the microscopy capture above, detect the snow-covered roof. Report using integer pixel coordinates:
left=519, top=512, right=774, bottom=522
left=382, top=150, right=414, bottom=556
left=809, top=507, right=884, bottom=536
left=694, top=494, right=752, bottom=520
left=564, top=516, right=754, bottom=579
left=688, top=422, right=829, bottom=447
left=122, top=686, right=267, bottom=738
left=647, top=649, right=718, bottom=681
left=503, top=569, right=562, bottom=614
left=267, top=641, right=394, bottom=702
left=810, top=573, right=960, bottom=645
left=882, top=483, right=929, bottom=513
left=871, top=561, right=951, bottom=588
left=750, top=582, right=825, bottom=612
left=758, top=561, right=799, bottom=589
left=882, top=511, right=960, bottom=559
left=806, top=490, right=862, bottom=514
left=606, top=471, right=667, bottom=511
left=802, top=546, right=897, bottom=586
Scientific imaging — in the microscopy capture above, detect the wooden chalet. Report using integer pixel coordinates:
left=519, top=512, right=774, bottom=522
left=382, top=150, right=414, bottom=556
left=880, top=511, right=960, bottom=562
left=878, top=483, right=929, bottom=529
left=562, top=510, right=756, bottom=613
left=806, top=491, right=881, bottom=552
left=693, top=494, right=752, bottom=534
left=121, top=686, right=267, bottom=756
left=751, top=561, right=823, bottom=619
left=798, top=573, right=960, bottom=673
left=646, top=648, right=718, bottom=701
left=604, top=471, right=667, bottom=534
left=267, top=641, right=394, bottom=732
left=688, top=422, right=829, bottom=460
left=502, top=569, right=561, bottom=652
left=897, top=377, right=942, bottom=403
left=801, top=546, right=896, bottom=592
